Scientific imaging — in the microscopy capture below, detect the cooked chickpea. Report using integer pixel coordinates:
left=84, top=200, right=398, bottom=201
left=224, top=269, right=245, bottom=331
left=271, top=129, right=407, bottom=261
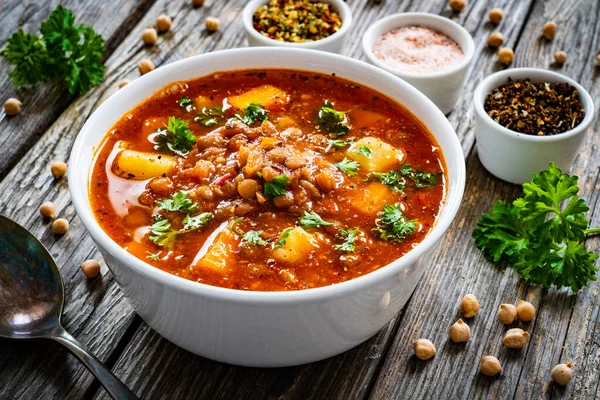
left=449, top=0, right=466, bottom=12
left=156, top=14, right=172, bottom=32
left=205, top=17, right=220, bottom=32
left=413, top=339, right=436, bottom=360
left=118, top=80, right=130, bottom=89
left=50, top=161, right=68, bottom=179
left=542, top=21, right=557, bottom=40
left=52, top=218, right=69, bottom=235
left=497, top=303, right=517, bottom=324
left=481, top=356, right=502, bottom=376
left=516, top=300, right=536, bottom=321
left=460, top=294, right=480, bottom=318
left=551, top=363, right=572, bottom=386
left=138, top=59, right=155, bottom=75
left=487, top=32, right=504, bottom=48
left=502, top=328, right=530, bottom=349
left=488, top=8, right=503, bottom=24
left=4, top=98, right=22, bottom=116
left=449, top=318, right=471, bottom=343
left=81, top=259, right=101, bottom=279
left=192, top=0, right=205, bottom=5
left=39, top=202, right=56, bottom=219
left=142, top=27, right=158, bottom=45
left=238, top=179, right=260, bottom=199
left=498, top=47, right=514, bottom=65
left=553, top=51, right=567, bottom=65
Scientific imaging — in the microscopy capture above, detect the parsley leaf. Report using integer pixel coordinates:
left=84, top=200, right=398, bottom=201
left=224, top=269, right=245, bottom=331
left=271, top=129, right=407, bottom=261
left=275, top=228, right=292, bottom=247
left=178, top=96, right=196, bottom=112
left=335, top=158, right=360, bottom=176
left=372, top=170, right=406, bottom=193
left=263, top=174, right=290, bottom=198
left=195, top=106, right=225, bottom=127
left=156, top=117, right=196, bottom=154
left=148, top=213, right=213, bottom=247
left=327, top=138, right=353, bottom=149
left=299, top=211, right=333, bottom=229
left=182, top=212, right=213, bottom=230
left=235, top=103, right=269, bottom=126
left=399, top=164, right=439, bottom=188
left=316, top=100, right=350, bottom=136
left=356, top=146, right=372, bottom=158
left=334, top=228, right=359, bottom=252
left=1, top=29, right=48, bottom=86
left=373, top=204, right=418, bottom=242
left=146, top=252, right=162, bottom=261
left=473, top=162, right=599, bottom=291
left=242, top=230, right=268, bottom=246
left=156, top=191, right=198, bottom=214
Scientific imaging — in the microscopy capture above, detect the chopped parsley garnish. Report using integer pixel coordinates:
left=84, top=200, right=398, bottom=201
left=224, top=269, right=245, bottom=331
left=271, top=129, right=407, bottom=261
left=230, top=217, right=244, bottom=235
left=334, top=228, right=359, bottom=252
left=263, top=174, right=290, bottom=197
left=178, top=96, right=196, bottom=112
left=182, top=212, right=213, bottom=230
left=156, top=191, right=197, bottom=214
left=146, top=252, right=162, bottom=261
left=335, top=158, right=360, bottom=176
left=316, top=100, right=350, bottom=136
left=299, top=211, right=333, bottom=229
left=373, top=204, right=418, bottom=242
left=327, top=138, right=353, bottom=149
left=156, top=117, right=197, bottom=154
left=372, top=170, right=406, bottom=193
left=355, top=146, right=372, bottom=158
left=242, top=230, right=268, bottom=246
left=148, top=213, right=213, bottom=247
left=275, top=228, right=292, bottom=247
left=399, top=164, right=439, bottom=188
left=235, top=103, right=269, bottom=126
left=195, top=106, right=225, bottom=127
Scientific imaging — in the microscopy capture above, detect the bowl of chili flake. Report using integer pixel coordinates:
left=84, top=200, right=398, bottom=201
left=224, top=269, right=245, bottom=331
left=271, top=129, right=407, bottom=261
left=243, top=0, right=352, bottom=53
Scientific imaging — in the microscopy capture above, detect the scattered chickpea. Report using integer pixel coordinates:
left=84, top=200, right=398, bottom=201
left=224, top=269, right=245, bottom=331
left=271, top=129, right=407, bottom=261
left=516, top=300, right=536, bottom=321
left=205, top=17, right=220, bottom=32
left=413, top=339, right=436, bottom=360
left=487, top=32, right=504, bottom=48
left=81, top=259, right=101, bottom=279
left=52, top=218, right=69, bottom=235
left=449, top=0, right=466, bottom=12
left=156, top=14, right=172, bottom=32
left=138, top=59, right=155, bottom=75
left=498, top=47, right=514, bottom=65
left=551, top=363, right=572, bottom=386
left=39, top=202, right=56, bottom=219
left=460, top=294, right=480, bottom=318
left=142, top=26, right=158, bottom=45
left=50, top=161, right=68, bottom=179
left=118, top=80, right=130, bottom=89
left=449, top=318, right=471, bottom=343
left=497, top=303, right=517, bottom=324
left=596, top=54, right=600, bottom=66
left=4, top=98, right=22, bottom=116
left=488, top=8, right=503, bottom=24
left=553, top=51, right=568, bottom=65
left=481, top=356, right=502, bottom=376
left=502, top=328, right=530, bottom=349
left=192, top=0, right=205, bottom=6
left=542, top=21, right=557, bottom=40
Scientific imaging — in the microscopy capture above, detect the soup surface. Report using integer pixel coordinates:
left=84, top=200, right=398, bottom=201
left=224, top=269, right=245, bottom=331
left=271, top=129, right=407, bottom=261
left=90, top=69, right=446, bottom=291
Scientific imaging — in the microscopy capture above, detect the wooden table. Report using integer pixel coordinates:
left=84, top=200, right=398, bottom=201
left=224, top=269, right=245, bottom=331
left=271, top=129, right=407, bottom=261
left=0, top=0, right=598, bottom=398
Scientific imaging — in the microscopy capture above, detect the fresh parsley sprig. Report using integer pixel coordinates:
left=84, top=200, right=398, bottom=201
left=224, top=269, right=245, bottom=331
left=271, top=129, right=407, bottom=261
left=195, top=106, right=225, bottom=127
left=156, top=191, right=198, bottom=214
left=178, top=96, right=196, bottom=113
left=316, top=100, right=350, bottom=136
left=275, top=228, right=292, bottom=247
left=235, top=103, right=269, bottom=126
left=372, top=164, right=438, bottom=192
left=148, top=213, right=213, bottom=247
left=156, top=117, right=196, bottom=155
left=335, top=158, right=360, bottom=176
left=263, top=174, right=290, bottom=198
left=373, top=203, right=418, bottom=242
left=299, top=211, right=333, bottom=229
left=327, top=138, right=353, bottom=149
left=242, top=230, right=268, bottom=246
left=334, top=228, right=359, bottom=252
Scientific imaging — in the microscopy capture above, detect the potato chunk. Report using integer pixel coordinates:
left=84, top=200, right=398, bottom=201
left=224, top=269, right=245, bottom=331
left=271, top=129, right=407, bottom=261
left=228, top=85, right=289, bottom=110
left=195, top=229, right=237, bottom=273
left=113, top=150, right=175, bottom=180
left=272, top=227, right=318, bottom=263
left=349, top=182, right=397, bottom=215
left=346, top=137, right=404, bottom=172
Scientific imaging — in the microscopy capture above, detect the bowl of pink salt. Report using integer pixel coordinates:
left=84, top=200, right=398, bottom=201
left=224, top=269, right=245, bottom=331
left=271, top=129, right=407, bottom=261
left=363, top=13, right=474, bottom=115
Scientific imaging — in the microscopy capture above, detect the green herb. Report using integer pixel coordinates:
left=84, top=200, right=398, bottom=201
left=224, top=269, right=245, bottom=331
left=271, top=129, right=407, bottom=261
left=373, top=204, right=417, bottom=242
left=472, top=163, right=599, bottom=291
left=275, top=228, right=292, bottom=247
left=146, top=252, right=162, bottom=261
left=300, top=211, right=333, bottom=229
left=327, top=138, right=353, bottom=149
left=230, top=217, right=244, bottom=235
left=334, top=228, right=359, bottom=252
left=371, top=170, right=406, bottom=193
left=182, top=212, right=213, bottom=230
left=148, top=213, right=213, bottom=247
left=195, top=106, right=225, bottom=127
left=399, top=164, right=439, bottom=188
left=156, top=191, right=198, bottom=214
left=235, top=103, right=269, bottom=126
left=317, top=100, right=350, bottom=136
left=356, top=146, right=372, bottom=158
left=335, top=158, right=360, bottom=176
left=263, top=174, right=290, bottom=197
left=178, top=96, right=196, bottom=112
left=156, top=117, right=196, bottom=154
left=1, top=5, right=105, bottom=94
left=242, top=230, right=268, bottom=246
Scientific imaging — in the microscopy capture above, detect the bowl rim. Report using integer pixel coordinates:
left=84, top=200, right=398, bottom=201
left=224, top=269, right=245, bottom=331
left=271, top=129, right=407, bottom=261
left=473, top=67, right=595, bottom=142
left=362, top=12, right=475, bottom=79
left=242, top=0, right=353, bottom=48
left=69, top=47, right=465, bottom=304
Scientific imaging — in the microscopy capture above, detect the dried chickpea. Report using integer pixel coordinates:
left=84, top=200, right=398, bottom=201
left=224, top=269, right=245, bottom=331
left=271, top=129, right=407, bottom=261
left=4, top=98, right=22, bottom=116
left=156, top=14, right=172, bottom=32
left=498, top=47, right=514, bottom=65
left=413, top=339, right=436, bottom=360
left=551, top=363, right=572, bottom=386
left=192, top=0, right=205, bottom=5
left=39, top=202, right=56, bottom=219
left=118, top=80, right=130, bottom=89
left=497, top=304, right=517, bottom=324
left=449, top=0, right=465, bottom=12
left=542, top=21, right=557, bottom=40
left=502, top=328, right=530, bottom=349
left=596, top=54, right=600, bottom=66
left=449, top=318, right=471, bottom=343
left=460, top=294, right=480, bottom=318
left=81, top=259, right=101, bottom=279
left=481, top=356, right=502, bottom=376
left=142, top=26, right=158, bottom=45
left=487, top=32, right=504, bottom=48
left=138, top=59, right=155, bottom=75
left=488, top=8, right=503, bottom=24
left=553, top=51, right=567, bottom=65
left=50, top=161, right=68, bottom=179
left=205, top=17, right=220, bottom=32
left=52, top=218, right=69, bottom=235
left=516, top=300, right=536, bottom=321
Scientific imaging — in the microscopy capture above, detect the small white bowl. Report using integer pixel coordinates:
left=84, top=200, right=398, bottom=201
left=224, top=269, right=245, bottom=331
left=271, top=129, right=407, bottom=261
left=362, top=13, right=475, bottom=115
left=474, top=68, right=595, bottom=184
left=242, top=0, right=352, bottom=53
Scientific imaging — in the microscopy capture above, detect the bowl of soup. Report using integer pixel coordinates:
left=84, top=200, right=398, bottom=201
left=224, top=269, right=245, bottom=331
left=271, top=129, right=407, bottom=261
left=69, top=47, right=465, bottom=367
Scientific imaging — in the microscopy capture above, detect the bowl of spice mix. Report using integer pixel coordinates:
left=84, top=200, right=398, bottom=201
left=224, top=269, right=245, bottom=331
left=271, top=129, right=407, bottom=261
left=362, top=13, right=475, bottom=115
left=243, top=0, right=352, bottom=53
left=474, top=68, right=594, bottom=184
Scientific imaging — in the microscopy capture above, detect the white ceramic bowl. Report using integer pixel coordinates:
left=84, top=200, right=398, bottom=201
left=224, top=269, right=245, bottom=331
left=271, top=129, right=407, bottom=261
left=242, top=0, right=352, bottom=53
left=474, top=68, right=595, bottom=184
left=362, top=13, right=475, bottom=115
left=69, top=48, right=465, bottom=367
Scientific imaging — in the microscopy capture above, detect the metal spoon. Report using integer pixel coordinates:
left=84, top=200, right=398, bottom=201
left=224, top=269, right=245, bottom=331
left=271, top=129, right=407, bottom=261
left=0, top=215, right=138, bottom=400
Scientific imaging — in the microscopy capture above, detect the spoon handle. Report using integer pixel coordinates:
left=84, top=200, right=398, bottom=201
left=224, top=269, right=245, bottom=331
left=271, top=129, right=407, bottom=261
left=51, top=327, right=139, bottom=400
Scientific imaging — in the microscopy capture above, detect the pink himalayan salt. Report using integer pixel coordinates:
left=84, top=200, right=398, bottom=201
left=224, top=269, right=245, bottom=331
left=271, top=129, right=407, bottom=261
left=372, top=26, right=464, bottom=74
